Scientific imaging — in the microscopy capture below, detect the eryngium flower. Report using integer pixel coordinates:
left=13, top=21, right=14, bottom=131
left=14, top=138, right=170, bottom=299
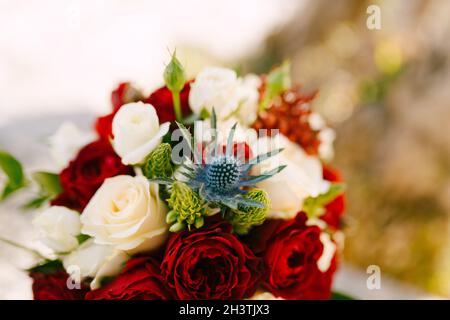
left=228, top=188, right=270, bottom=235
left=161, top=110, right=285, bottom=212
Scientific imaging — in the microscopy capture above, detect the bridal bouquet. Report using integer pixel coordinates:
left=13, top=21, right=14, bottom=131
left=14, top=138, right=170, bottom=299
left=0, top=54, right=345, bottom=300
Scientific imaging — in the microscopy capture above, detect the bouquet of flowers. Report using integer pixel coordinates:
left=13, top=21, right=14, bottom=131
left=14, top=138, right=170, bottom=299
left=0, top=53, right=345, bottom=300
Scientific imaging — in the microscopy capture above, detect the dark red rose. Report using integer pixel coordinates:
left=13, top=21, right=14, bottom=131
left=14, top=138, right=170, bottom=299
left=95, top=82, right=144, bottom=140
left=248, top=212, right=335, bottom=300
left=145, top=82, right=191, bottom=124
left=86, top=257, right=172, bottom=300
left=111, top=82, right=144, bottom=112
left=322, top=166, right=346, bottom=230
left=161, top=220, right=263, bottom=300
left=30, top=269, right=87, bottom=300
left=51, top=139, right=132, bottom=212
left=95, top=82, right=191, bottom=140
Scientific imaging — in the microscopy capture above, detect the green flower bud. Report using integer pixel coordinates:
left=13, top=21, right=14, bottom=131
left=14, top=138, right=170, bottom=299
left=164, top=51, right=186, bottom=93
left=230, top=188, right=270, bottom=235
left=167, top=182, right=207, bottom=232
left=143, top=143, right=173, bottom=179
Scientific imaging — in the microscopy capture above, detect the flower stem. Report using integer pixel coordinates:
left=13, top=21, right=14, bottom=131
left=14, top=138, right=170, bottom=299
left=172, top=91, right=183, bottom=122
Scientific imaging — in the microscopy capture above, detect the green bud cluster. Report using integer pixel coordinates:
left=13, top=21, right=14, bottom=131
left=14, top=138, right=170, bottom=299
left=166, top=182, right=207, bottom=232
left=143, top=143, right=173, bottom=179
left=229, top=189, right=270, bottom=235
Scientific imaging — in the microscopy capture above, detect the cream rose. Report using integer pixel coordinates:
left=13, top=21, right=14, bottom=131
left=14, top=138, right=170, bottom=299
left=32, top=206, right=81, bottom=253
left=234, top=74, right=261, bottom=125
left=252, top=134, right=330, bottom=220
left=48, top=122, right=94, bottom=169
left=112, top=102, right=170, bottom=165
left=81, top=175, right=168, bottom=253
left=63, top=239, right=128, bottom=289
left=189, top=67, right=238, bottom=119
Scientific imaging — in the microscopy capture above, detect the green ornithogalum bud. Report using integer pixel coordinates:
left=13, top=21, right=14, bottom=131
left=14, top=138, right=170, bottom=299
left=143, top=143, right=173, bottom=179
left=230, top=189, right=270, bottom=235
left=167, top=181, right=206, bottom=232
left=164, top=51, right=186, bottom=94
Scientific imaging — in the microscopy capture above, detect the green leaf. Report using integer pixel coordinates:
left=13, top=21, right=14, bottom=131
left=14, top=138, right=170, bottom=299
left=303, top=183, right=345, bottom=218
left=163, top=49, right=186, bottom=93
left=260, top=61, right=291, bottom=110
left=28, top=259, right=64, bottom=274
left=76, top=234, right=90, bottom=245
left=331, top=291, right=355, bottom=300
left=22, top=196, right=50, bottom=210
left=0, top=150, right=26, bottom=200
left=32, top=172, right=62, bottom=198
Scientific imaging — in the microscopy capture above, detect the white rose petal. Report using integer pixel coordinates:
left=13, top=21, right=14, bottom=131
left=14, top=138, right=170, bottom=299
left=189, top=67, right=240, bottom=120
left=248, top=291, right=283, bottom=300
left=317, top=232, right=337, bottom=272
left=63, top=239, right=128, bottom=289
left=33, top=206, right=81, bottom=253
left=193, top=118, right=257, bottom=147
left=48, top=122, right=94, bottom=168
left=318, top=128, right=336, bottom=161
left=234, top=74, right=261, bottom=126
left=81, top=175, right=168, bottom=253
left=252, top=134, right=330, bottom=220
left=112, top=102, right=170, bottom=165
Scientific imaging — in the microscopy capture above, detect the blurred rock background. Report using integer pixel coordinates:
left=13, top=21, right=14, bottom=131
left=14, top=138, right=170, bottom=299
left=240, top=0, right=450, bottom=296
left=0, top=0, right=448, bottom=298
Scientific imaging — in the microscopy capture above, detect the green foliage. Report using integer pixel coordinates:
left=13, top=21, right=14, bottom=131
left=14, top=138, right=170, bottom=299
left=23, top=172, right=62, bottom=209
left=166, top=182, right=207, bottom=232
left=331, top=291, right=355, bottom=300
left=303, top=183, right=345, bottom=218
left=143, top=143, right=173, bottom=179
left=260, top=60, right=291, bottom=110
left=76, top=234, right=91, bottom=245
left=164, top=50, right=186, bottom=94
left=28, top=260, right=63, bottom=274
left=229, top=189, right=270, bottom=235
left=0, top=150, right=26, bottom=200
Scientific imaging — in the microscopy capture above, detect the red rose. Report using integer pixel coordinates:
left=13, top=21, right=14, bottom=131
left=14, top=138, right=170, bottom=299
left=86, top=257, right=172, bottom=300
left=95, top=82, right=191, bottom=140
left=161, top=220, right=263, bottom=300
left=322, top=166, right=346, bottom=229
left=145, top=82, right=191, bottom=124
left=51, top=139, right=132, bottom=212
left=30, top=269, right=87, bottom=300
left=95, top=82, right=144, bottom=140
left=249, top=212, right=335, bottom=300
left=111, top=82, right=144, bottom=112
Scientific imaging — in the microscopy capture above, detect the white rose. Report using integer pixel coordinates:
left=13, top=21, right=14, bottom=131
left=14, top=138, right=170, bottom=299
left=81, top=175, right=168, bottom=253
left=48, top=122, right=94, bottom=168
left=252, top=134, right=330, bottom=220
left=193, top=118, right=257, bottom=147
left=318, top=128, right=336, bottom=161
left=63, top=239, right=128, bottom=289
left=189, top=67, right=240, bottom=119
left=308, top=113, right=336, bottom=161
left=248, top=291, right=283, bottom=300
left=306, top=219, right=337, bottom=272
left=32, top=206, right=81, bottom=253
left=234, top=74, right=261, bottom=125
left=112, top=102, right=170, bottom=165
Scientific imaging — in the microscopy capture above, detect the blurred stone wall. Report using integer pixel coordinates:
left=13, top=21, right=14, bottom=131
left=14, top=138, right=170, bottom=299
left=244, top=0, right=450, bottom=296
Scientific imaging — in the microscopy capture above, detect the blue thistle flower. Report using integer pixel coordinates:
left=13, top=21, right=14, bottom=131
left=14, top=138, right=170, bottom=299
left=153, top=109, right=286, bottom=211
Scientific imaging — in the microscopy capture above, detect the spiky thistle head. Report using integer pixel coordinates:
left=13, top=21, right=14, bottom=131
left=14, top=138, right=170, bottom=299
left=150, top=109, right=286, bottom=214
left=178, top=110, right=286, bottom=211
left=143, top=143, right=173, bottom=179
left=166, top=181, right=207, bottom=232
left=229, top=188, right=270, bottom=235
